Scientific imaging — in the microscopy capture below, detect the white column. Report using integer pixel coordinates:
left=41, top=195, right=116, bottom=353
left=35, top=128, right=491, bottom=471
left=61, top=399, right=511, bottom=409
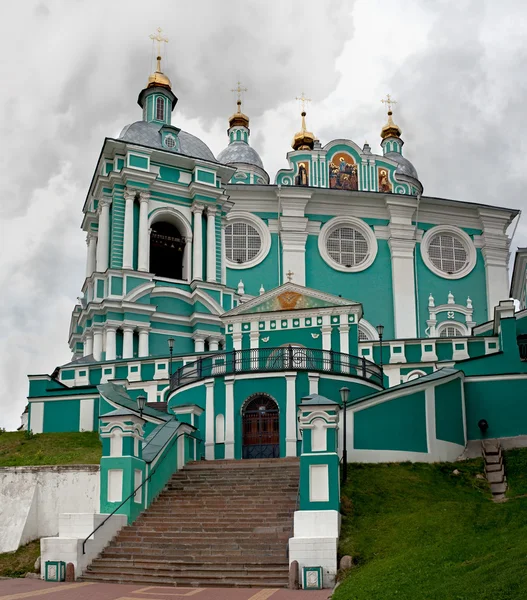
left=106, top=326, right=117, bottom=361
left=84, top=333, right=93, bottom=357
left=138, top=327, right=150, bottom=357
left=308, top=373, right=319, bottom=394
left=122, top=189, right=135, bottom=270
left=193, top=335, right=205, bottom=353
left=285, top=372, right=297, bottom=457
left=138, top=191, right=150, bottom=272
left=183, top=236, right=192, bottom=282
left=232, top=323, right=242, bottom=351
left=206, top=206, right=217, bottom=283
left=249, top=321, right=259, bottom=349
left=86, top=233, right=97, bottom=277
left=322, top=315, right=332, bottom=350
left=224, top=376, right=235, bottom=459
left=95, top=197, right=111, bottom=272
left=123, top=326, right=134, bottom=359
left=339, top=314, right=350, bottom=355
left=205, top=381, right=215, bottom=460
left=192, top=204, right=204, bottom=281
left=221, top=217, right=227, bottom=285
left=93, top=328, right=103, bottom=361
left=208, top=338, right=219, bottom=351
left=280, top=229, right=308, bottom=285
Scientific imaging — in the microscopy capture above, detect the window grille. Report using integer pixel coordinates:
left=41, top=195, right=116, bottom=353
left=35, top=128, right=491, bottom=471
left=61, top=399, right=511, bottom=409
left=225, top=222, right=262, bottom=264
left=428, top=233, right=468, bottom=274
left=439, top=325, right=464, bottom=338
left=165, top=135, right=176, bottom=148
left=156, top=97, right=165, bottom=121
left=358, top=328, right=369, bottom=341
left=326, top=227, right=369, bottom=267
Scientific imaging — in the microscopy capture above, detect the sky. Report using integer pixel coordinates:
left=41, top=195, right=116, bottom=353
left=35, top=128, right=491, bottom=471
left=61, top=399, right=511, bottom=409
left=1, top=0, right=527, bottom=430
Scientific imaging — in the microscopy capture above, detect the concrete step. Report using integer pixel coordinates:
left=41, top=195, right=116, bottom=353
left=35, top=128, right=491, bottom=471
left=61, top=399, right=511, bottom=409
left=485, top=462, right=502, bottom=473
left=487, top=470, right=504, bottom=484
left=485, top=454, right=502, bottom=464
left=482, top=440, right=500, bottom=455
left=490, top=482, right=507, bottom=495
left=88, top=558, right=287, bottom=569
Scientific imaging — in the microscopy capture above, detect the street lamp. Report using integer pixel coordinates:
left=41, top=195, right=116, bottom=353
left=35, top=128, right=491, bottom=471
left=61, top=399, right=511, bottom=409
left=136, top=395, right=147, bottom=419
left=376, top=324, right=385, bottom=388
left=340, top=387, right=350, bottom=483
left=168, top=338, right=175, bottom=380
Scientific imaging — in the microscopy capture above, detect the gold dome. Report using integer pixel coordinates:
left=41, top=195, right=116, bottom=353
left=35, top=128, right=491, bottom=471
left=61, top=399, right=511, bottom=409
left=147, top=56, right=172, bottom=90
left=380, top=110, right=402, bottom=140
left=292, top=111, right=315, bottom=151
left=229, top=100, right=250, bottom=129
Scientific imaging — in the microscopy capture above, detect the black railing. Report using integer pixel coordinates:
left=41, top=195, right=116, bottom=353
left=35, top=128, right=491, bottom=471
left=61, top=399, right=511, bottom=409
left=170, top=346, right=383, bottom=390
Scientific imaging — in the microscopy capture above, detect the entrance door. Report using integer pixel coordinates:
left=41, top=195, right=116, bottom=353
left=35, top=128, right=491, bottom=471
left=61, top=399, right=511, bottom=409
left=242, top=396, right=280, bottom=459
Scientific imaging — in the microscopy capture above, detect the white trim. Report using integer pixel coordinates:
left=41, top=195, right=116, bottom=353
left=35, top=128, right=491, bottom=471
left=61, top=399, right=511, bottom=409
left=318, top=216, right=378, bottom=273
left=224, top=211, right=271, bottom=269
left=465, top=374, right=527, bottom=382
left=358, top=319, right=379, bottom=341
left=420, top=225, right=476, bottom=280
left=436, top=320, right=469, bottom=338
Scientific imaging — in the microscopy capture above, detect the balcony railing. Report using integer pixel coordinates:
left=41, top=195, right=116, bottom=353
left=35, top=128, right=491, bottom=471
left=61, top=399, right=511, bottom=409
left=170, top=346, right=383, bottom=391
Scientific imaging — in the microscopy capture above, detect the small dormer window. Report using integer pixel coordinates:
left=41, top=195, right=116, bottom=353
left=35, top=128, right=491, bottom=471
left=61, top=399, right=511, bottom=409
left=164, top=135, right=176, bottom=149
left=156, top=97, right=165, bottom=121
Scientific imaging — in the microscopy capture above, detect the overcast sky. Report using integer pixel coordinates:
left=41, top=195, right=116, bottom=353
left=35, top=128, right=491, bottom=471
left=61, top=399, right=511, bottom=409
left=1, top=0, right=527, bottom=430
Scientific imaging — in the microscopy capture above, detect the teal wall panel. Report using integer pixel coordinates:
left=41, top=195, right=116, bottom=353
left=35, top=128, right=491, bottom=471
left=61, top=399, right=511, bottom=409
left=435, top=378, right=465, bottom=445
left=43, top=400, right=80, bottom=432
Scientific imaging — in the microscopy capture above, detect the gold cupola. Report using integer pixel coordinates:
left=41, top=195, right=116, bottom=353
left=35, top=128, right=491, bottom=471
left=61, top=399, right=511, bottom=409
left=380, top=94, right=401, bottom=140
left=292, top=110, right=315, bottom=151
left=147, top=55, right=172, bottom=90
left=229, top=99, right=250, bottom=129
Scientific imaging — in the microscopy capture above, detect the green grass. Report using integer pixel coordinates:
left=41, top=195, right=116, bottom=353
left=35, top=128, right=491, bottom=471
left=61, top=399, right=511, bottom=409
left=504, top=448, right=527, bottom=497
left=0, top=540, right=40, bottom=577
left=334, top=453, right=527, bottom=600
left=0, top=432, right=101, bottom=467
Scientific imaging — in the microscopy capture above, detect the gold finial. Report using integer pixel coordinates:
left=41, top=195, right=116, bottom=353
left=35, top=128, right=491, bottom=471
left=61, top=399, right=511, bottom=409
left=296, top=92, right=311, bottom=114
left=231, top=81, right=248, bottom=110
left=147, top=28, right=171, bottom=89
left=381, top=94, right=397, bottom=114
left=228, top=81, right=249, bottom=129
left=292, top=92, right=315, bottom=151
left=150, top=27, right=168, bottom=71
left=380, top=94, right=402, bottom=140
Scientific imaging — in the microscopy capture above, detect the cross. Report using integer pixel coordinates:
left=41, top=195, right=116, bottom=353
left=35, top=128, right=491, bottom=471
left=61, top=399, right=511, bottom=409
left=381, top=94, right=397, bottom=113
left=150, top=27, right=168, bottom=57
left=231, top=81, right=248, bottom=102
left=286, top=270, right=294, bottom=282
left=296, top=92, right=311, bottom=113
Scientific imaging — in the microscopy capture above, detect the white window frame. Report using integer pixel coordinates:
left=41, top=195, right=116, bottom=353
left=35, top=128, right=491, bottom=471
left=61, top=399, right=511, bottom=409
left=164, top=134, right=176, bottom=149
left=420, top=225, right=476, bottom=280
left=318, top=216, right=378, bottom=273
left=224, top=212, right=271, bottom=270
left=436, top=321, right=469, bottom=338
left=155, top=96, right=165, bottom=121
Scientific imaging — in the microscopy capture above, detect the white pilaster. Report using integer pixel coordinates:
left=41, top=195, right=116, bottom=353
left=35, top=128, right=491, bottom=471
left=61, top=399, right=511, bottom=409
left=339, top=314, right=349, bottom=354
left=285, top=372, right=297, bottom=457
left=192, top=203, right=204, bottom=281
left=249, top=321, right=259, bottom=349
left=205, top=381, right=215, bottom=460
left=221, top=217, right=227, bottom=285
left=105, top=326, right=117, bottom=361
left=232, top=322, right=242, bottom=351
left=308, top=373, right=319, bottom=394
left=182, top=236, right=192, bottom=282
left=224, top=377, right=235, bottom=459
left=280, top=229, right=308, bottom=285
left=122, top=326, right=134, bottom=359
left=208, top=338, right=220, bottom=351
left=321, top=315, right=332, bottom=350
left=193, top=335, right=205, bottom=353
left=137, top=191, right=150, bottom=272
left=122, top=189, right=135, bottom=270
left=138, top=327, right=149, bottom=357
left=206, top=206, right=217, bottom=283
left=387, top=200, right=417, bottom=338
left=86, top=233, right=97, bottom=277
left=84, top=333, right=93, bottom=357
left=95, top=197, right=111, bottom=273
left=93, top=328, right=103, bottom=361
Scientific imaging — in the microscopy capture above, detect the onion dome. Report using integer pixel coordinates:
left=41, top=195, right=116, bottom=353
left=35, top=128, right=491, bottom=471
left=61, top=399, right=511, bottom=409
left=380, top=110, right=402, bottom=140
left=229, top=100, right=250, bottom=129
left=147, top=56, right=172, bottom=90
left=292, top=110, right=315, bottom=151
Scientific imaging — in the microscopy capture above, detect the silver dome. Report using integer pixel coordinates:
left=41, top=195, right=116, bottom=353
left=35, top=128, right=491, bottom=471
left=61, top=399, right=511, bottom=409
left=385, top=152, right=419, bottom=180
left=118, top=121, right=216, bottom=162
left=217, top=141, right=264, bottom=170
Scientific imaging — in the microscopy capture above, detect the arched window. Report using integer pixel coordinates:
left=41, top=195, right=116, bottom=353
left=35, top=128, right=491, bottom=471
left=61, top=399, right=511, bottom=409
left=406, top=370, right=427, bottom=382
left=438, top=323, right=465, bottom=338
left=156, top=96, right=165, bottom=121
left=149, top=221, right=185, bottom=280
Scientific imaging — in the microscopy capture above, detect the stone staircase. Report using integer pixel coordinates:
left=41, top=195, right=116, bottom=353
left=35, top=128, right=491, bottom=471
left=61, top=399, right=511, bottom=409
left=81, top=458, right=299, bottom=588
left=482, top=440, right=507, bottom=501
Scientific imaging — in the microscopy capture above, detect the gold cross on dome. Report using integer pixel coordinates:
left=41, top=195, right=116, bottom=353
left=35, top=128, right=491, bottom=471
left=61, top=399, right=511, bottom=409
left=231, top=81, right=248, bottom=102
left=286, top=270, right=294, bottom=282
left=296, top=92, right=311, bottom=112
left=381, top=94, right=397, bottom=112
left=150, top=27, right=168, bottom=56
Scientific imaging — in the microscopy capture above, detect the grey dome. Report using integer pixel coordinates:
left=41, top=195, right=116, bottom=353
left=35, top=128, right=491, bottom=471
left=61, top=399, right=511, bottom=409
left=118, top=121, right=216, bottom=162
left=217, top=142, right=264, bottom=170
left=385, top=152, right=419, bottom=180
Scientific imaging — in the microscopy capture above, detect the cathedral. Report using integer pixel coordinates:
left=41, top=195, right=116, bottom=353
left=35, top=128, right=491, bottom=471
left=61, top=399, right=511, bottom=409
left=26, top=35, right=527, bottom=587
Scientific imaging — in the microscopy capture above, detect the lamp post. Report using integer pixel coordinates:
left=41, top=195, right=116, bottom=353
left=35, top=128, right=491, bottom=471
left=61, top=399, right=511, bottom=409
left=340, top=386, right=350, bottom=483
left=136, top=395, right=146, bottom=419
left=168, top=338, right=175, bottom=382
left=376, top=324, right=385, bottom=388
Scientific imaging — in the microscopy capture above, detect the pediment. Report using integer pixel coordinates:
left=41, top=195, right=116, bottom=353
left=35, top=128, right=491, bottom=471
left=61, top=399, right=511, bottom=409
left=222, top=282, right=361, bottom=320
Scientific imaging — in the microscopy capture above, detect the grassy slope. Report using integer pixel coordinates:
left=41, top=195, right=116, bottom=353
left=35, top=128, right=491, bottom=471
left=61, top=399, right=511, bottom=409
left=334, top=455, right=527, bottom=600
left=0, top=432, right=101, bottom=467
left=0, top=541, right=40, bottom=578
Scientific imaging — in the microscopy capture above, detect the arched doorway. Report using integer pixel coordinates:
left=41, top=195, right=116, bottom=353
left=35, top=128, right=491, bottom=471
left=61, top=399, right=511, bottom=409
left=242, top=395, right=280, bottom=459
left=149, top=221, right=185, bottom=279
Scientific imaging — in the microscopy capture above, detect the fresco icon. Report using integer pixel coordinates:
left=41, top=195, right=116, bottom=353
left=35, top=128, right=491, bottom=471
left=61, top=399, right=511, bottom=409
left=295, top=161, right=309, bottom=186
left=329, top=152, right=358, bottom=190
left=378, top=168, right=392, bottom=193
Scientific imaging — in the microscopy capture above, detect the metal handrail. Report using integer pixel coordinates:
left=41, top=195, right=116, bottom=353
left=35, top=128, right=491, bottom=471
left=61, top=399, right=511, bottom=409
left=82, top=431, right=202, bottom=554
left=170, top=346, right=383, bottom=391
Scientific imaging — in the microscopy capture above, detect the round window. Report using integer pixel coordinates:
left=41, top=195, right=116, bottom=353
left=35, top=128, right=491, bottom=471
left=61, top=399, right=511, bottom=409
left=428, top=233, right=468, bottom=275
left=164, top=135, right=176, bottom=149
left=326, top=226, right=369, bottom=267
left=225, top=222, right=262, bottom=264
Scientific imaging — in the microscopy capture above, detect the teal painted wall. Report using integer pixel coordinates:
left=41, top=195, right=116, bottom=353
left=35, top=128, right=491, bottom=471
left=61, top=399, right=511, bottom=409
left=43, top=400, right=80, bottom=432
left=354, top=391, right=427, bottom=452
left=435, top=378, right=465, bottom=445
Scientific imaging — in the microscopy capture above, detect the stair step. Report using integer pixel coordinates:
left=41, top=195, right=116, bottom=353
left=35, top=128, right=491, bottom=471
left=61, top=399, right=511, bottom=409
left=490, top=482, right=507, bottom=494
left=79, top=573, right=289, bottom=588
left=485, top=462, right=502, bottom=473
left=485, top=454, right=502, bottom=464
left=487, top=470, right=504, bottom=484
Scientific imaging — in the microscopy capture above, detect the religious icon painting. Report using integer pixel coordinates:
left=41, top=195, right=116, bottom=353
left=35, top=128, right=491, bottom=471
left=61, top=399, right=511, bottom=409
left=328, top=152, right=358, bottom=190
left=378, top=167, right=392, bottom=193
left=295, top=161, right=309, bottom=186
